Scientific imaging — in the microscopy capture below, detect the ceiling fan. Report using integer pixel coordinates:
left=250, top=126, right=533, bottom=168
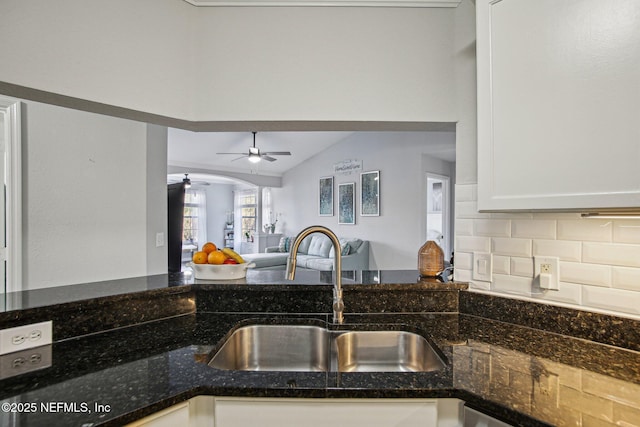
left=217, top=132, right=291, bottom=163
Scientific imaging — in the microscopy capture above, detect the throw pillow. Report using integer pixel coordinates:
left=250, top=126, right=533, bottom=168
left=278, top=237, right=290, bottom=253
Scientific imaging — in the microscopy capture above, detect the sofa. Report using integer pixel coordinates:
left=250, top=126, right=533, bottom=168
left=242, top=234, right=369, bottom=271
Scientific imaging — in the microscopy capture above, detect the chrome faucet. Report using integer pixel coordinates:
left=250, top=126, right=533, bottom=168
left=286, top=226, right=344, bottom=324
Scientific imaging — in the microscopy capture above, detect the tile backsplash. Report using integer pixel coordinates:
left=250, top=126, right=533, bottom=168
left=454, top=184, right=640, bottom=320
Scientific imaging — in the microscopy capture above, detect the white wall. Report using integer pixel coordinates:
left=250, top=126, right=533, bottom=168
left=274, top=132, right=455, bottom=270
left=0, top=0, right=195, bottom=120
left=22, top=100, right=166, bottom=289
left=146, top=124, right=169, bottom=275
left=203, top=183, right=235, bottom=247
left=0, top=1, right=456, bottom=123
left=452, top=0, right=640, bottom=320
left=194, top=7, right=456, bottom=122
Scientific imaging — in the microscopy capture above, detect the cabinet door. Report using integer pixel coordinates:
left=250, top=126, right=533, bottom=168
left=214, top=398, right=439, bottom=427
left=125, top=402, right=189, bottom=427
left=464, top=407, right=512, bottom=427
left=477, top=0, right=640, bottom=211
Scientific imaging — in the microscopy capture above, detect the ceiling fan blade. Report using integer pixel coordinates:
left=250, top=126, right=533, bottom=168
left=261, top=155, right=277, bottom=162
left=262, top=151, right=291, bottom=156
left=217, top=152, right=247, bottom=155
left=231, top=156, right=248, bottom=162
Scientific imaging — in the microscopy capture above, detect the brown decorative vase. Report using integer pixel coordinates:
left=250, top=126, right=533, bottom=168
left=418, top=240, right=444, bottom=277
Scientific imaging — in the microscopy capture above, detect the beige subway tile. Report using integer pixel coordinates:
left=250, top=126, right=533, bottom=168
left=474, top=219, right=511, bottom=237
left=492, top=274, right=533, bottom=296
left=510, top=257, right=534, bottom=278
left=536, top=282, right=582, bottom=305
left=454, top=268, right=472, bottom=283
left=491, top=346, right=531, bottom=374
left=613, top=219, right=640, bottom=244
left=583, top=371, right=640, bottom=407
left=582, top=414, right=617, bottom=427
left=488, top=367, right=532, bottom=412
left=560, top=261, right=611, bottom=287
left=512, top=219, right=557, bottom=239
left=582, top=286, right=640, bottom=316
left=614, top=402, right=640, bottom=427
left=558, top=219, right=612, bottom=242
left=612, top=266, right=640, bottom=292
left=533, top=239, right=582, bottom=262
left=490, top=364, right=510, bottom=387
left=456, top=201, right=492, bottom=219
left=532, top=372, right=560, bottom=414
left=538, top=359, right=582, bottom=390
left=492, top=237, right=532, bottom=257
left=455, top=252, right=473, bottom=270
left=492, top=255, right=511, bottom=275
left=559, top=385, right=614, bottom=423
left=455, top=219, right=474, bottom=236
left=455, top=184, right=477, bottom=202
left=456, top=236, right=491, bottom=253
left=583, top=242, right=640, bottom=268
left=469, top=279, right=491, bottom=291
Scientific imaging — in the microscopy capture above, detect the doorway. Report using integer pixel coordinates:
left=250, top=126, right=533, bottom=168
left=0, top=97, right=22, bottom=295
left=426, top=173, right=450, bottom=260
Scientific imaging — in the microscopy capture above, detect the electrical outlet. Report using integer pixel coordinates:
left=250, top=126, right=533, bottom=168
left=534, top=256, right=560, bottom=291
left=0, top=345, right=52, bottom=379
left=0, top=321, right=53, bottom=356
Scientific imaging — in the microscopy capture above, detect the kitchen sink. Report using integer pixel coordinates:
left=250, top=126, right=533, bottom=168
left=208, top=325, right=330, bottom=372
left=334, top=330, right=445, bottom=372
left=208, top=324, right=445, bottom=373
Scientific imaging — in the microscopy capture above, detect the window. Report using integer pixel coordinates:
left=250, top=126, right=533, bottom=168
left=183, top=190, right=207, bottom=248
left=238, top=191, right=257, bottom=240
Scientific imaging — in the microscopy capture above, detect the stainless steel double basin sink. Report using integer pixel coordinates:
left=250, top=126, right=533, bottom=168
left=208, top=324, right=445, bottom=373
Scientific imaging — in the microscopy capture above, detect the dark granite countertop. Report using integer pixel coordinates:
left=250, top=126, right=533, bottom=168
left=1, top=269, right=464, bottom=313
left=0, top=272, right=638, bottom=427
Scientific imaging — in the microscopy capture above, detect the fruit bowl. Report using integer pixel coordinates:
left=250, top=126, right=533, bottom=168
left=188, top=262, right=256, bottom=280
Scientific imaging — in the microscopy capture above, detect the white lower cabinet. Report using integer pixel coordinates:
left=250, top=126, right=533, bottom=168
left=125, top=396, right=215, bottom=427
left=125, top=397, right=466, bottom=427
left=214, top=397, right=463, bottom=427
left=463, top=407, right=513, bottom=427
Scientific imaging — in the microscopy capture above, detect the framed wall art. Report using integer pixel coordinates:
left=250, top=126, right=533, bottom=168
left=338, top=182, right=355, bottom=225
left=360, top=170, right=380, bottom=216
left=319, top=176, right=334, bottom=216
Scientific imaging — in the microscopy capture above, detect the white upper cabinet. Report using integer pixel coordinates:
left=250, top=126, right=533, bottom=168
left=476, top=0, right=640, bottom=211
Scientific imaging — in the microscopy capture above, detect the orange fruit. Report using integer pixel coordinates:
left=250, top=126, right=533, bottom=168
left=207, top=250, right=228, bottom=265
left=192, top=251, right=208, bottom=264
left=202, top=242, right=217, bottom=254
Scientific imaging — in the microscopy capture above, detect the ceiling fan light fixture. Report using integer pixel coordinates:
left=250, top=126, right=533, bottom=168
left=248, top=153, right=261, bottom=163
left=183, top=173, right=192, bottom=188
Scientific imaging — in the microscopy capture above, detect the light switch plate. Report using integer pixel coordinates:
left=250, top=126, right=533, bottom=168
left=473, top=252, right=493, bottom=282
left=156, top=232, right=165, bottom=247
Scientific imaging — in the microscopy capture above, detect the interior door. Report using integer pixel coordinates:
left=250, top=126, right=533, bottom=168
left=426, top=173, right=450, bottom=260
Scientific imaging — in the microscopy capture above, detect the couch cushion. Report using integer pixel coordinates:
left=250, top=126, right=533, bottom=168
left=307, top=235, right=333, bottom=257
left=277, top=237, right=291, bottom=253
left=329, top=238, right=352, bottom=258
left=346, top=238, right=364, bottom=252
left=241, top=252, right=289, bottom=269
left=329, top=238, right=363, bottom=257
left=296, top=254, right=317, bottom=268
left=304, top=257, right=334, bottom=271
left=297, top=235, right=313, bottom=254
